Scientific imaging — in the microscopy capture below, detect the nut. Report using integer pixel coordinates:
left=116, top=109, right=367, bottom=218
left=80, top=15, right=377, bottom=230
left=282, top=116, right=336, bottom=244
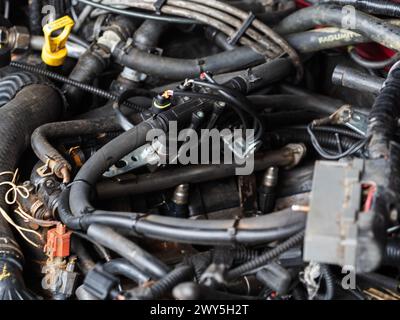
left=9, top=26, right=30, bottom=51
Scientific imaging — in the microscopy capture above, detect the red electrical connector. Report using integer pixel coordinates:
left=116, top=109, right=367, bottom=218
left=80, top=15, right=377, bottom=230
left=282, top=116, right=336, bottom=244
left=44, top=224, right=71, bottom=258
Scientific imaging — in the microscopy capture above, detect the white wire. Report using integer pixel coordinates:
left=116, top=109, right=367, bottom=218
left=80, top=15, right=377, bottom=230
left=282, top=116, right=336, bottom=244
left=0, top=170, right=42, bottom=247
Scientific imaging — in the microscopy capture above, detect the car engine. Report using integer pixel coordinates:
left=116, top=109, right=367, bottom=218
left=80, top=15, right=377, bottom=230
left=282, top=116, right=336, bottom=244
left=0, top=0, right=399, bottom=301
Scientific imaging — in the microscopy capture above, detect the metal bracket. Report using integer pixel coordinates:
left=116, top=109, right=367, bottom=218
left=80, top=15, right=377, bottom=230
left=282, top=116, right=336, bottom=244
left=103, top=141, right=163, bottom=178
left=313, top=105, right=368, bottom=136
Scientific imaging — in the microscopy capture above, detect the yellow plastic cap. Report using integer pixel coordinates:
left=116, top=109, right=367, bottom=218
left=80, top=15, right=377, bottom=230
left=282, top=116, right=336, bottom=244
left=41, top=16, right=74, bottom=67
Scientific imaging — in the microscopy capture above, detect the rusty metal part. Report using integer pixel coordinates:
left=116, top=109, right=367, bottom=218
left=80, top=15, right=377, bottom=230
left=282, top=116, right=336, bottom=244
left=238, top=174, right=258, bottom=216
left=172, top=184, right=190, bottom=205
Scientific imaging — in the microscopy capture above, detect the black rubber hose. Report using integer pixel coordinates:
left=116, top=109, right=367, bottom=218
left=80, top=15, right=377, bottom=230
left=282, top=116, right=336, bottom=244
left=275, top=4, right=400, bottom=52
left=103, top=259, right=151, bottom=285
left=322, top=0, right=400, bottom=18
left=0, top=84, right=63, bottom=300
left=134, top=209, right=305, bottom=245
left=133, top=20, right=169, bottom=50
left=71, top=237, right=96, bottom=275
left=60, top=182, right=306, bottom=247
left=0, top=71, right=45, bottom=107
left=131, top=265, right=194, bottom=299
left=60, top=181, right=306, bottom=246
left=57, top=187, right=82, bottom=230
left=96, top=147, right=301, bottom=199
left=209, top=25, right=369, bottom=54
left=87, top=224, right=170, bottom=280
left=224, top=58, right=293, bottom=94
left=153, top=57, right=292, bottom=93
left=314, top=264, right=335, bottom=300
left=63, top=16, right=137, bottom=111
left=249, top=94, right=345, bottom=115
left=113, top=45, right=266, bottom=80
left=227, top=230, right=305, bottom=279
left=172, top=282, right=258, bottom=300
left=367, top=62, right=400, bottom=158
left=69, top=119, right=160, bottom=214
left=285, top=27, right=367, bottom=53
left=279, top=84, right=369, bottom=115
left=205, top=27, right=236, bottom=51
left=31, top=118, right=121, bottom=183
left=63, top=47, right=109, bottom=111
left=358, top=272, right=400, bottom=292
left=29, top=0, right=42, bottom=35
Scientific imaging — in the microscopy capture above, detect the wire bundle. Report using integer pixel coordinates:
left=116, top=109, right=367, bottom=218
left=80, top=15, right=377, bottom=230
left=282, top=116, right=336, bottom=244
left=307, top=124, right=369, bottom=160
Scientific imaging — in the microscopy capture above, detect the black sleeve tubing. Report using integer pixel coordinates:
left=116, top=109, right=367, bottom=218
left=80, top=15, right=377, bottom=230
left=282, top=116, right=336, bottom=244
left=227, top=230, right=304, bottom=279
left=276, top=4, right=400, bottom=52
left=135, top=265, right=194, bottom=299
left=314, top=264, right=335, bottom=300
left=87, top=224, right=170, bottom=279
left=367, top=63, right=400, bottom=159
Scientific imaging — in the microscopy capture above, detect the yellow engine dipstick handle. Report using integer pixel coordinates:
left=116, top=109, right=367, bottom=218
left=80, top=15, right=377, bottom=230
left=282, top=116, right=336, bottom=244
left=42, top=16, right=74, bottom=67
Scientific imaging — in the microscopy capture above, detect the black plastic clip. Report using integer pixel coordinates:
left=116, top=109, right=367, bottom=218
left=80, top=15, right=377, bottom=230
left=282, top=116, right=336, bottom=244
left=227, top=12, right=256, bottom=45
left=154, top=0, right=168, bottom=15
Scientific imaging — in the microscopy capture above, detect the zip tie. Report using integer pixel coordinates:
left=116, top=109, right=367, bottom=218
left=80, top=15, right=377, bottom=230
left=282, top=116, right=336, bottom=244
left=227, top=12, right=256, bottom=46
left=227, top=217, right=241, bottom=244
left=154, top=0, right=168, bottom=15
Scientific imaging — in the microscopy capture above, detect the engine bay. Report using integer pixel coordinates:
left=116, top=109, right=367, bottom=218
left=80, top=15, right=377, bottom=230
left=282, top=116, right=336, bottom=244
left=0, top=0, right=399, bottom=301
